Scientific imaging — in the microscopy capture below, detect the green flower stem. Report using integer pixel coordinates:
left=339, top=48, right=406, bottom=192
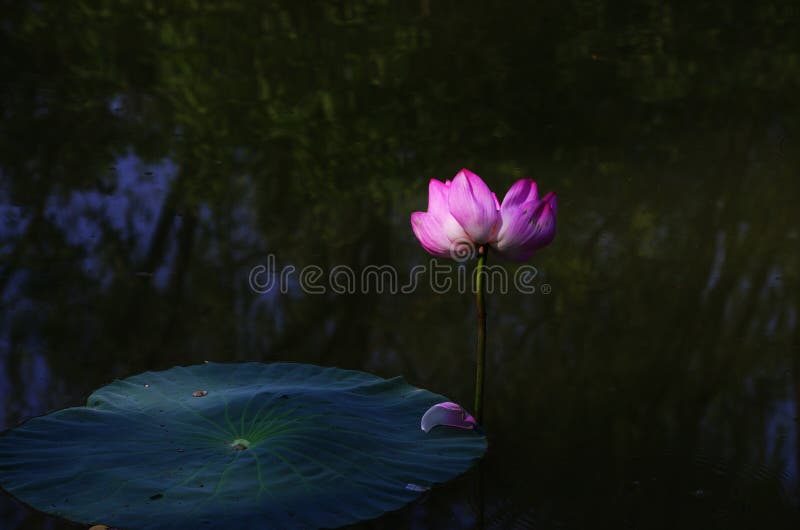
left=474, top=246, right=487, bottom=424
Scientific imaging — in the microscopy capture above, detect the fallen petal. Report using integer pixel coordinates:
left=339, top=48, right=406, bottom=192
left=420, top=402, right=477, bottom=433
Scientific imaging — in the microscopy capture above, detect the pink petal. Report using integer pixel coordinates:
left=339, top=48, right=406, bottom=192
left=526, top=199, right=556, bottom=248
left=427, top=179, right=450, bottom=218
left=427, top=178, right=471, bottom=243
left=500, top=178, right=538, bottom=211
left=492, top=192, right=557, bottom=262
left=447, top=169, right=500, bottom=244
left=494, top=199, right=538, bottom=250
left=411, top=178, right=473, bottom=259
left=420, top=402, right=477, bottom=433
left=410, top=212, right=452, bottom=258
left=540, top=191, right=557, bottom=214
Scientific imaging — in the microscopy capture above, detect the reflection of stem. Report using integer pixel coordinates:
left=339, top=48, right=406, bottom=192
left=474, top=247, right=488, bottom=424
left=477, top=458, right=485, bottom=530
left=794, top=333, right=800, bottom=500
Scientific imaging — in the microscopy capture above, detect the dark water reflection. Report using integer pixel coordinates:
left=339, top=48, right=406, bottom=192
left=1, top=2, right=799, bottom=528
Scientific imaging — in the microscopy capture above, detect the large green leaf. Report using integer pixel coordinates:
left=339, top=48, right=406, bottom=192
left=0, top=362, right=485, bottom=529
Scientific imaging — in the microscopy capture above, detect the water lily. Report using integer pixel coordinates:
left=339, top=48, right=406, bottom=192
left=410, top=168, right=556, bottom=261
left=411, top=168, right=558, bottom=427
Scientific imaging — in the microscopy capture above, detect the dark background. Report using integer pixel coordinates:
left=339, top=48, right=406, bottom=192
left=1, top=1, right=798, bottom=528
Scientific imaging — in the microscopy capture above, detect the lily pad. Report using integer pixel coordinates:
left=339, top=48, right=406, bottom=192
left=0, top=362, right=486, bottom=529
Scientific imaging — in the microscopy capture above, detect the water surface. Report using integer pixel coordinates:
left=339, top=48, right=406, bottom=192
left=1, top=2, right=798, bottom=528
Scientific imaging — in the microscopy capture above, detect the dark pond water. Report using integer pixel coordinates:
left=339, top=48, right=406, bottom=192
left=1, top=2, right=799, bottom=529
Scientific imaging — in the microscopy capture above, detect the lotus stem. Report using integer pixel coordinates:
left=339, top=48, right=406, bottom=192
left=474, top=246, right=487, bottom=424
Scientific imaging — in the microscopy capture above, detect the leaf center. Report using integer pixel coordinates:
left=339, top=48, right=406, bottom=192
left=230, top=438, right=251, bottom=451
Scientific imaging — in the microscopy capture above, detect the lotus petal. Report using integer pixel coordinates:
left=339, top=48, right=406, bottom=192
left=421, top=401, right=477, bottom=433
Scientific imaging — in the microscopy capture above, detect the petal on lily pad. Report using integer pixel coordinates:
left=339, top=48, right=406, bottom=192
left=420, top=401, right=477, bottom=433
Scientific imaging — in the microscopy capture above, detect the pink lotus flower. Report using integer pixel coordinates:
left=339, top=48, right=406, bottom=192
left=410, top=169, right=557, bottom=261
